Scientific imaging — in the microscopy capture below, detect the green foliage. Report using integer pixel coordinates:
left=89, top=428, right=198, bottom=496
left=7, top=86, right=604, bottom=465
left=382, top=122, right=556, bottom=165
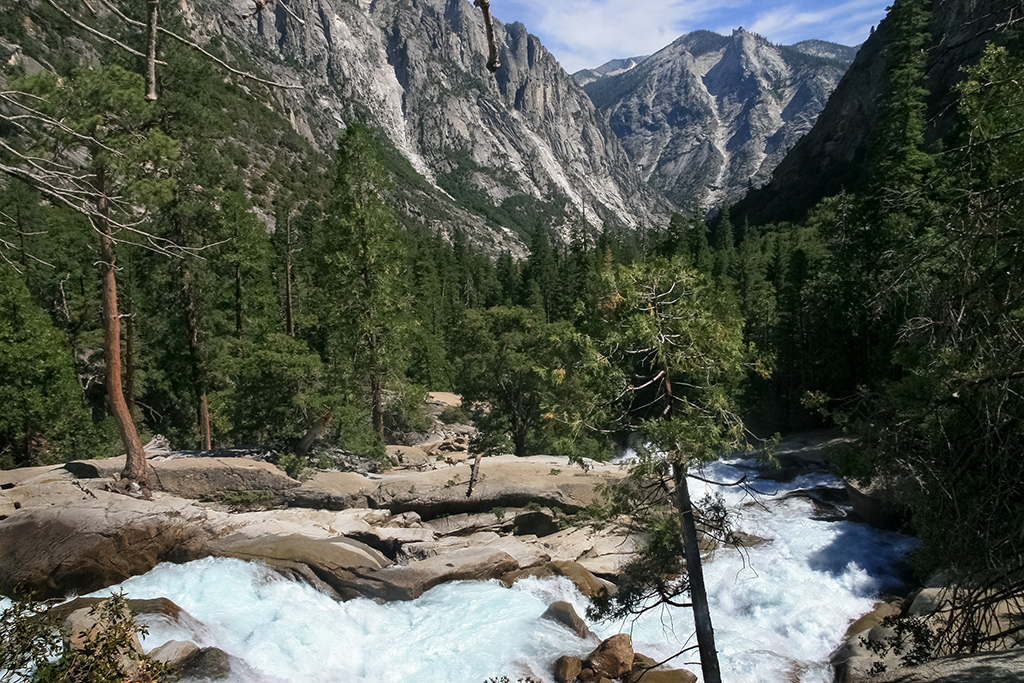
left=221, top=490, right=272, bottom=507
left=453, top=306, right=618, bottom=458
left=863, top=614, right=935, bottom=673
left=318, top=123, right=412, bottom=448
left=438, top=404, right=471, bottom=425
left=0, top=597, right=62, bottom=682
left=602, top=257, right=753, bottom=464
left=1, top=592, right=166, bottom=683
left=0, top=266, right=94, bottom=468
left=276, top=452, right=305, bottom=480
left=213, top=334, right=328, bottom=446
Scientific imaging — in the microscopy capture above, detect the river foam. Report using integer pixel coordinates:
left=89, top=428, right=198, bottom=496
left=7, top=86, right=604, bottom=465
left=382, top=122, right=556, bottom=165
left=72, top=458, right=913, bottom=683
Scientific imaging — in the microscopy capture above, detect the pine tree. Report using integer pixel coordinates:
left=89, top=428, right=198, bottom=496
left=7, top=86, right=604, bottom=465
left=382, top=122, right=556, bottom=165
left=320, top=123, right=410, bottom=448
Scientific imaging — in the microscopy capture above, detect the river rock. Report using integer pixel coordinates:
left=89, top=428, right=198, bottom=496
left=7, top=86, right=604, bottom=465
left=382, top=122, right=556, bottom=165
left=63, top=599, right=144, bottom=653
left=64, top=456, right=300, bottom=502
left=286, top=471, right=373, bottom=509
left=628, top=667, right=697, bottom=683
left=844, top=476, right=908, bottom=530
left=502, top=560, right=613, bottom=597
left=0, top=486, right=214, bottom=599
left=586, top=634, right=634, bottom=679
left=149, top=640, right=200, bottom=668
left=62, top=598, right=146, bottom=681
left=541, top=601, right=594, bottom=640
left=343, top=546, right=520, bottom=601
left=210, top=533, right=392, bottom=600
left=176, top=647, right=235, bottom=681
left=553, top=655, right=583, bottom=683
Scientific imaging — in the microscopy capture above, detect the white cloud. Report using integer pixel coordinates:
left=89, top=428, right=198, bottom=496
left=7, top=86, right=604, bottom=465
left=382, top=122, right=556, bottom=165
left=491, top=0, right=889, bottom=73
left=740, top=0, right=888, bottom=46
left=496, top=0, right=749, bottom=73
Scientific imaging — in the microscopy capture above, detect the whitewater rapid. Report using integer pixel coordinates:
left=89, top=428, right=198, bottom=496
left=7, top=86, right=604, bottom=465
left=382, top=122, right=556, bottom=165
left=66, top=456, right=914, bottom=683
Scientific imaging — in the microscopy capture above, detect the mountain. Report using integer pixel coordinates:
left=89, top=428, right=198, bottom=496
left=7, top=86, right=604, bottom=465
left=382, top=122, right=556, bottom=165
left=788, top=39, right=860, bottom=63
left=580, top=28, right=854, bottom=212
left=734, top=0, right=1022, bottom=226
left=2, top=0, right=673, bottom=253
left=193, top=0, right=671, bottom=247
left=572, top=56, right=648, bottom=87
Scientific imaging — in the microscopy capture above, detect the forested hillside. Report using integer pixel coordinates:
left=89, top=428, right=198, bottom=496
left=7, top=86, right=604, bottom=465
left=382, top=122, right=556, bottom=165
left=723, top=0, right=1024, bottom=658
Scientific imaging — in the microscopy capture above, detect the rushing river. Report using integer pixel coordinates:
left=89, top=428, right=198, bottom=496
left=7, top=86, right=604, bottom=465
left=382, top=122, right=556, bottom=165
left=64, top=456, right=915, bottom=683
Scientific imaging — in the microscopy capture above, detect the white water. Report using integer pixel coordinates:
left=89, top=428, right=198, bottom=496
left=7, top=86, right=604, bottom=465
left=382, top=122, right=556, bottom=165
left=55, top=458, right=913, bottom=683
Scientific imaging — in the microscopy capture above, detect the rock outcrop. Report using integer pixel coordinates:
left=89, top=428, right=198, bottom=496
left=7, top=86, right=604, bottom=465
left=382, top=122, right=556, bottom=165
left=0, top=454, right=634, bottom=601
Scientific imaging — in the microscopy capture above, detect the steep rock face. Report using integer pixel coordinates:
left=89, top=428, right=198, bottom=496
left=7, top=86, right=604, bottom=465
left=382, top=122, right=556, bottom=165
left=735, top=0, right=1022, bottom=225
left=183, top=0, right=670, bottom=243
left=583, top=29, right=852, bottom=211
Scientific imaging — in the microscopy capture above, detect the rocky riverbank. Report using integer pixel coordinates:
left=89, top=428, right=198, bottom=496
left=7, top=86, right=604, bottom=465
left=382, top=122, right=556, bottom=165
left=0, top=452, right=637, bottom=601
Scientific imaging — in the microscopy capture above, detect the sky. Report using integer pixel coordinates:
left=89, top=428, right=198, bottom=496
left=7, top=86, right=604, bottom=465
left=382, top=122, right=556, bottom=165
left=491, top=0, right=892, bottom=73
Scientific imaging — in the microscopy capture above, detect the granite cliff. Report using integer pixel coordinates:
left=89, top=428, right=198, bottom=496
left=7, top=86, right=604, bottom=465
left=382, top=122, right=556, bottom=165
left=579, top=29, right=854, bottom=211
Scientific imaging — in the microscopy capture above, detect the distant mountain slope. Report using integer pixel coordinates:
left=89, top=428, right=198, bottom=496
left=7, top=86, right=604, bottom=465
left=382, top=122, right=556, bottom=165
left=217, top=0, right=674, bottom=244
left=581, top=28, right=853, bottom=211
left=2, top=0, right=672, bottom=253
left=789, top=39, right=860, bottom=63
left=733, top=0, right=1023, bottom=226
left=572, top=56, right=648, bottom=86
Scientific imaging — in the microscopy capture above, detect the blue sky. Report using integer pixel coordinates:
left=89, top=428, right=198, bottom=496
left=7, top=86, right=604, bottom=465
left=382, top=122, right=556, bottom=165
left=491, top=0, right=891, bottom=73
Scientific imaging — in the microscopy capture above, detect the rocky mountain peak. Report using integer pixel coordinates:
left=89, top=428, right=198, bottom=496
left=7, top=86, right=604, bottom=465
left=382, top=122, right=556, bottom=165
left=583, top=27, right=852, bottom=211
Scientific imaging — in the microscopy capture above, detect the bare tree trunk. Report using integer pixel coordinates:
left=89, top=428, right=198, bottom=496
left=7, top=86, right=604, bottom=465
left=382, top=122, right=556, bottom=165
left=124, top=272, right=136, bottom=417
left=146, top=0, right=159, bottom=101
left=673, top=462, right=722, bottom=683
left=467, top=452, right=483, bottom=497
left=98, top=167, right=148, bottom=488
left=197, top=391, right=211, bottom=450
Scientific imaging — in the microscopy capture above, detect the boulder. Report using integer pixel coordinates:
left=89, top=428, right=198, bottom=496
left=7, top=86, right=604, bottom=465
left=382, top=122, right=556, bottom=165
left=368, top=455, right=626, bottom=518
left=62, top=598, right=145, bottom=681
left=286, top=471, right=374, bottom=510
left=149, top=640, right=200, bottom=668
left=553, top=655, right=583, bottom=683
left=63, top=599, right=144, bottom=653
left=210, top=533, right=391, bottom=600
left=387, top=445, right=432, bottom=470
left=628, top=655, right=698, bottom=683
left=0, top=488, right=214, bottom=599
left=541, top=601, right=594, bottom=640
left=585, top=634, right=634, bottom=680
left=844, top=477, right=909, bottom=530
left=502, top=561, right=614, bottom=597
left=344, top=546, right=520, bottom=601
left=628, top=668, right=697, bottom=683
left=845, top=600, right=902, bottom=638
left=65, top=456, right=300, bottom=501
left=176, top=647, right=234, bottom=681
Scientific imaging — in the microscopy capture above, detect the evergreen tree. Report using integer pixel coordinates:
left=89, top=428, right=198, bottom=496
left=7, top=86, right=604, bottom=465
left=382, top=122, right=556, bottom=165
left=0, top=266, right=93, bottom=468
left=319, top=123, right=410, bottom=449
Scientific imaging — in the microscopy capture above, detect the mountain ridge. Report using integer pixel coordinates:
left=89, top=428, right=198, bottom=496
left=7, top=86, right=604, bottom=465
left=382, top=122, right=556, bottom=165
left=580, top=27, right=854, bottom=211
